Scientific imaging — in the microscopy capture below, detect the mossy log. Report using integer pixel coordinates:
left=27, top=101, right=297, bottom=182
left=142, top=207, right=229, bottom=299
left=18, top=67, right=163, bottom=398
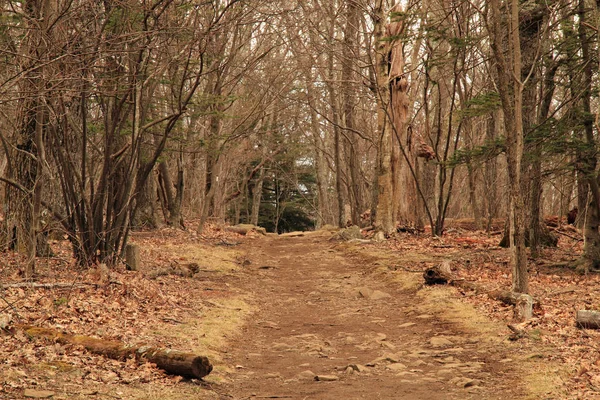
left=21, top=326, right=212, bottom=379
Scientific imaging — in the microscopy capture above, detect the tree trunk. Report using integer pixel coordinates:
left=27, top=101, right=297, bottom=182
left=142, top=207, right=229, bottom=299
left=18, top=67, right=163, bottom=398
left=576, top=0, right=600, bottom=271
left=483, top=111, right=500, bottom=232
left=373, top=0, right=395, bottom=235
left=198, top=89, right=222, bottom=232
left=158, top=160, right=184, bottom=228
left=250, top=165, right=265, bottom=226
left=388, top=4, right=414, bottom=229
left=134, top=167, right=159, bottom=229
left=342, top=0, right=365, bottom=226
left=326, top=10, right=346, bottom=228
left=489, top=0, right=528, bottom=293
left=4, top=0, right=56, bottom=277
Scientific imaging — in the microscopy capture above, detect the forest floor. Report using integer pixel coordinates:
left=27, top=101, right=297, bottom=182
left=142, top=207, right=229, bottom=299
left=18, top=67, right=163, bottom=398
left=1, top=221, right=598, bottom=399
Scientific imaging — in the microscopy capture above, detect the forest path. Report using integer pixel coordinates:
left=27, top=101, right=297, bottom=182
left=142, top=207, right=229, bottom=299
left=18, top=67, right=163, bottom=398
left=216, top=233, right=528, bottom=399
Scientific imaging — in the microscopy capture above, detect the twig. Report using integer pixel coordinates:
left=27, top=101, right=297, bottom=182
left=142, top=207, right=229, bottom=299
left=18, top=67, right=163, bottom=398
left=546, top=287, right=577, bottom=297
left=553, top=230, right=583, bottom=241
left=162, top=317, right=184, bottom=324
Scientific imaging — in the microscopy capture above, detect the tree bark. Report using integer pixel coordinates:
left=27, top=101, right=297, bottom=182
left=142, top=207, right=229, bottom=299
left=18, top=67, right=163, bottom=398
left=576, top=0, right=600, bottom=271
left=489, top=0, right=528, bottom=293
left=4, top=0, right=56, bottom=277
left=326, top=8, right=346, bottom=228
left=373, top=1, right=399, bottom=235
left=158, top=160, right=184, bottom=228
left=342, top=0, right=366, bottom=226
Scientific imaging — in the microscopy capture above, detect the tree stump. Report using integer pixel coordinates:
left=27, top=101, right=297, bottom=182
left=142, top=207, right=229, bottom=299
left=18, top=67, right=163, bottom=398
left=125, top=244, right=140, bottom=271
left=514, top=294, right=534, bottom=321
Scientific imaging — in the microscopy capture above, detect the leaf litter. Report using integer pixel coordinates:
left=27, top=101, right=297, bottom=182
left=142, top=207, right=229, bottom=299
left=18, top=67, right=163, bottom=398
left=0, top=218, right=598, bottom=398
left=0, top=222, right=249, bottom=399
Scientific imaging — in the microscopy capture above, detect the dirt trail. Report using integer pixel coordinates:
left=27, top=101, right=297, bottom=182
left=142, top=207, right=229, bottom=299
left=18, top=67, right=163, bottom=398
left=216, top=234, right=528, bottom=399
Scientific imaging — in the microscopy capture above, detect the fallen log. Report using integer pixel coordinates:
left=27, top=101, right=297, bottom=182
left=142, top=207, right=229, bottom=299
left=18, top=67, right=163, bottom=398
left=225, top=224, right=267, bottom=236
left=423, top=263, right=535, bottom=321
left=423, top=262, right=452, bottom=285
left=576, top=310, right=600, bottom=329
left=21, top=326, right=212, bottom=379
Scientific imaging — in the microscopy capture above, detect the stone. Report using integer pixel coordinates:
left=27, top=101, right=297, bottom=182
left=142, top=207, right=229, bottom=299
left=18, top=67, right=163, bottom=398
left=451, top=377, right=481, bottom=388
left=375, top=333, right=387, bottom=342
left=345, top=366, right=355, bottom=374
left=358, top=287, right=374, bottom=298
left=429, top=337, right=454, bottom=347
left=315, top=374, right=339, bottom=382
left=399, top=322, right=416, bottom=328
left=370, top=290, right=392, bottom=300
left=296, top=370, right=316, bottom=381
left=100, top=371, right=118, bottom=383
left=386, top=363, right=408, bottom=371
left=348, top=364, right=368, bottom=373
left=24, top=390, right=55, bottom=399
left=344, top=336, right=357, bottom=344
left=381, top=341, right=396, bottom=351
left=272, top=343, right=292, bottom=351
left=445, top=347, right=465, bottom=353
left=373, top=354, right=400, bottom=364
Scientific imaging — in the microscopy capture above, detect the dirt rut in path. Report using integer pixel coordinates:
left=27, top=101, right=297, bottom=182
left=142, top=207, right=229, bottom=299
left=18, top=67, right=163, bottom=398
left=218, top=234, right=528, bottom=399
